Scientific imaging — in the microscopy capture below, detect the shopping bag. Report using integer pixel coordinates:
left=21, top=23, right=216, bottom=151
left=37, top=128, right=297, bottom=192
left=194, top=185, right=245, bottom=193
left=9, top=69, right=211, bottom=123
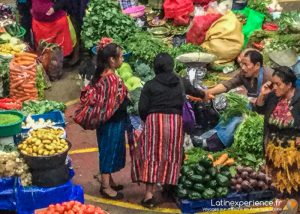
left=163, top=0, right=194, bottom=20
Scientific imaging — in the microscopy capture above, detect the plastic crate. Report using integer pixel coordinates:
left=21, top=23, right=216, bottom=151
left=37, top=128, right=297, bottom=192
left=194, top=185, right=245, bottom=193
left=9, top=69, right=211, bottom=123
left=247, top=190, right=275, bottom=201
left=21, top=111, right=65, bottom=134
left=176, top=192, right=248, bottom=214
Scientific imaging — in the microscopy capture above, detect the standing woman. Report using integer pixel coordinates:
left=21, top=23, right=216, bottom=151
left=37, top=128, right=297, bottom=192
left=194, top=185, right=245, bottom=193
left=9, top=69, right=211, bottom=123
left=31, top=0, right=73, bottom=57
left=255, top=66, right=300, bottom=213
left=92, top=42, right=128, bottom=200
left=131, top=53, right=206, bottom=208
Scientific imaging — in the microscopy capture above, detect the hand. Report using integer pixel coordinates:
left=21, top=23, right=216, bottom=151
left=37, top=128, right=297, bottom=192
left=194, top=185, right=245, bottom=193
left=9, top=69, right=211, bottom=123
left=260, top=81, right=273, bottom=96
left=204, top=91, right=215, bottom=101
left=46, top=7, right=55, bottom=16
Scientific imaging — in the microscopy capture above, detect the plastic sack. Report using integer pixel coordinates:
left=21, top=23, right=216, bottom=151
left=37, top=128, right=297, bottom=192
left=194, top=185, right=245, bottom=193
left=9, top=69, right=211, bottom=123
left=0, top=177, right=16, bottom=211
left=16, top=179, right=84, bottom=213
left=163, top=0, right=194, bottom=20
left=37, top=41, right=64, bottom=81
left=215, top=116, right=243, bottom=147
left=9, top=60, right=38, bottom=102
left=201, top=11, right=244, bottom=64
left=176, top=52, right=217, bottom=63
left=186, top=13, right=222, bottom=45
left=234, top=7, right=265, bottom=48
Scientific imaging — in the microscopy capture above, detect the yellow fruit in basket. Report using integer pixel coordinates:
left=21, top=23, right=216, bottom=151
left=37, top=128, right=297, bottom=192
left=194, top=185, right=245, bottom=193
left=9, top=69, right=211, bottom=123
left=43, top=151, right=49, bottom=156
left=49, top=150, right=55, bottom=155
left=22, top=150, right=27, bottom=155
left=32, top=153, right=37, bottom=157
left=38, top=149, right=43, bottom=155
left=43, top=139, right=51, bottom=144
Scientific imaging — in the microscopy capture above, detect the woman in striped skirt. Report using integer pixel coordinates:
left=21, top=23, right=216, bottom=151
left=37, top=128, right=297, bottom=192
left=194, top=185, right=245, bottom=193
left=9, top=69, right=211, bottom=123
left=131, top=53, right=206, bottom=208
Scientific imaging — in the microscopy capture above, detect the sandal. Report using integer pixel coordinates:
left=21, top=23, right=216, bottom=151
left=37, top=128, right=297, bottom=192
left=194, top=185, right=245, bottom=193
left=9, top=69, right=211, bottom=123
left=141, top=197, right=157, bottom=209
left=100, top=187, right=124, bottom=200
left=111, top=185, right=124, bottom=191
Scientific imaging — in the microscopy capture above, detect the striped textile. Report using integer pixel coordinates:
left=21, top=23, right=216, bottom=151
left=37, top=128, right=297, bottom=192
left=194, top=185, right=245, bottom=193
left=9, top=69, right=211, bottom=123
left=131, top=113, right=184, bottom=185
left=97, top=119, right=126, bottom=174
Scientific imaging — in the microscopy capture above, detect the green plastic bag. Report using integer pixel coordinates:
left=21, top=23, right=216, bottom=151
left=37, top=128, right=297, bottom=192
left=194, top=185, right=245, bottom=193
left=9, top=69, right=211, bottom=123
left=234, top=7, right=265, bottom=48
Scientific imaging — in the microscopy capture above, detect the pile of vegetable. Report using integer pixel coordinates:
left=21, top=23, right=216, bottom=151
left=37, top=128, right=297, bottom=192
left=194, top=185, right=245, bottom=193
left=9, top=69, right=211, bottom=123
left=0, top=113, right=22, bottom=125
left=0, top=55, right=10, bottom=96
left=0, top=151, right=32, bottom=186
left=18, top=129, right=68, bottom=156
left=127, top=88, right=142, bottom=115
left=117, top=63, right=142, bottom=91
left=133, top=62, right=154, bottom=82
left=22, top=116, right=55, bottom=129
left=9, top=52, right=39, bottom=102
left=0, top=98, right=22, bottom=110
left=0, top=33, right=26, bottom=55
left=176, top=156, right=231, bottom=200
left=219, top=92, right=249, bottom=124
left=22, top=100, right=66, bottom=115
left=125, top=31, right=169, bottom=63
left=232, top=113, right=264, bottom=164
left=36, top=201, right=106, bottom=214
left=29, top=127, right=65, bottom=138
left=231, top=165, right=272, bottom=192
left=81, top=0, right=138, bottom=48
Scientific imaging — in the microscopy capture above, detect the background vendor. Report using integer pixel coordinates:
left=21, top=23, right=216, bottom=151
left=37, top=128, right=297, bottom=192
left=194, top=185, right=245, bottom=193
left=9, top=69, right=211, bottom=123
left=207, top=49, right=272, bottom=102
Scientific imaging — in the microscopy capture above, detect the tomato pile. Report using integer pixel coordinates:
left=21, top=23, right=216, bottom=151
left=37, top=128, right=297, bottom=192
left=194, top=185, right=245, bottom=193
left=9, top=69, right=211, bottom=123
left=35, top=201, right=106, bottom=214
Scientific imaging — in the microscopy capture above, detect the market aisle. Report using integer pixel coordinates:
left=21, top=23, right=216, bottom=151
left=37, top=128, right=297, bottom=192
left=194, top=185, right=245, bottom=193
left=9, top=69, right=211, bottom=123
left=64, top=104, right=180, bottom=214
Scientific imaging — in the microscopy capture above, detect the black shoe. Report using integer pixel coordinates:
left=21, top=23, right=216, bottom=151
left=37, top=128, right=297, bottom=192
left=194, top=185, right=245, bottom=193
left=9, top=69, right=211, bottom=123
left=111, top=185, right=124, bottom=191
left=141, top=197, right=157, bottom=209
left=100, top=187, right=124, bottom=200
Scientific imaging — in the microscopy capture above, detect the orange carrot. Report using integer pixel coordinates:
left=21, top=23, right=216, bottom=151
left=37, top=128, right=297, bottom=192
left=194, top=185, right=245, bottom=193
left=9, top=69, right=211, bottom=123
left=223, top=158, right=235, bottom=166
left=15, top=52, right=38, bottom=58
left=213, top=153, right=228, bottom=167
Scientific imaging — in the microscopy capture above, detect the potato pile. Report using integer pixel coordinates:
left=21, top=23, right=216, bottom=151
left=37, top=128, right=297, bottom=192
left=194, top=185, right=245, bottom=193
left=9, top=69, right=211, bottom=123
left=18, top=128, right=68, bottom=157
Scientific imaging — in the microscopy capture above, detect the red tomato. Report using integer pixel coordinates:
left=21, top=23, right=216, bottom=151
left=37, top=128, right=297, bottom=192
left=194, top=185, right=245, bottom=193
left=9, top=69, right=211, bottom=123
left=67, top=211, right=75, bottom=214
left=86, top=207, right=95, bottom=214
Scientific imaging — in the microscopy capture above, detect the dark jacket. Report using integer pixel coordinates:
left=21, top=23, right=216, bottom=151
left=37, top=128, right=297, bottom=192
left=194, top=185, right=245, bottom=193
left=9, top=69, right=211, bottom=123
left=138, top=72, right=205, bottom=121
left=255, top=88, right=300, bottom=152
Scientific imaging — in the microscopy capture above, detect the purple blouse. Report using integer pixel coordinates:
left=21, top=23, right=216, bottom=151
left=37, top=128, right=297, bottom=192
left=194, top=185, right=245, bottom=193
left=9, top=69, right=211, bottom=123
left=31, top=0, right=65, bottom=22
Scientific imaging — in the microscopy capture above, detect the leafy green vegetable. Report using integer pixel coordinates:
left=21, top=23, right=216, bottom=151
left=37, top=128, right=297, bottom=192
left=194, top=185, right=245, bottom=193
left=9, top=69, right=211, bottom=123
left=81, top=0, right=138, bottom=48
left=247, top=0, right=272, bottom=21
left=184, top=147, right=209, bottom=165
left=133, top=62, right=154, bottom=82
left=231, top=113, right=264, bottom=168
left=219, top=92, right=250, bottom=124
left=127, top=87, right=142, bottom=115
left=22, top=100, right=66, bottom=115
left=36, top=63, right=47, bottom=99
left=125, top=31, right=169, bottom=63
left=0, top=55, right=10, bottom=96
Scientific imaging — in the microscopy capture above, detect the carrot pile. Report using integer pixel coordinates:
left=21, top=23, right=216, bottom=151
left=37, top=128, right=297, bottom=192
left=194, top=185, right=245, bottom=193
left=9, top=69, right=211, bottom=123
left=9, top=52, right=38, bottom=102
left=209, top=153, right=235, bottom=167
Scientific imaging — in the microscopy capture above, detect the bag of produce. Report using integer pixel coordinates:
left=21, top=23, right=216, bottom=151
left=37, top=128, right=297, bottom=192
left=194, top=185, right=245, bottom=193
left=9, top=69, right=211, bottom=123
left=37, top=40, right=63, bottom=81
left=176, top=52, right=217, bottom=63
left=9, top=52, right=39, bottom=102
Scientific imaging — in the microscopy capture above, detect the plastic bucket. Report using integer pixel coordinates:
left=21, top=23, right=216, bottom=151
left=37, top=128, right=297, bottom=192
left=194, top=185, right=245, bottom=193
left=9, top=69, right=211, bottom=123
left=0, top=110, right=25, bottom=137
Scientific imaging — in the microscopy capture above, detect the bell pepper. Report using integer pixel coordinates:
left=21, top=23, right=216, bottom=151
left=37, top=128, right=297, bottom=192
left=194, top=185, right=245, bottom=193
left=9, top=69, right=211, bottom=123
left=202, top=188, right=216, bottom=199
left=263, top=23, right=279, bottom=31
left=216, top=174, right=229, bottom=187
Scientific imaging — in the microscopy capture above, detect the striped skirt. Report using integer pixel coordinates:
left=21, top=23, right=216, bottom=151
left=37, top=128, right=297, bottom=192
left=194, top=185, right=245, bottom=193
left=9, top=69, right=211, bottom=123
left=131, top=113, right=184, bottom=185
left=96, top=119, right=126, bottom=174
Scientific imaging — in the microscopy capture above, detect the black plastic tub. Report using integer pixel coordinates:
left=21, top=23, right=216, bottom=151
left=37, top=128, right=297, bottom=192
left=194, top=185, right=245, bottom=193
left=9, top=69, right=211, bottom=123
left=20, top=140, right=72, bottom=170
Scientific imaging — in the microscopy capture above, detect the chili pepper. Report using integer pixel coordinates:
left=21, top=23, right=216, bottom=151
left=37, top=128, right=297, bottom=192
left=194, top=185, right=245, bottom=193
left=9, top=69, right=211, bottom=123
left=263, top=23, right=279, bottom=31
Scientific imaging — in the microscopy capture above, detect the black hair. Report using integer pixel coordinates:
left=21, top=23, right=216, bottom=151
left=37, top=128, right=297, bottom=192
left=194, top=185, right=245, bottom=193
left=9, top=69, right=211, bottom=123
left=273, top=66, right=297, bottom=88
left=244, top=50, right=263, bottom=67
left=92, top=43, right=121, bottom=85
left=153, top=53, right=174, bottom=75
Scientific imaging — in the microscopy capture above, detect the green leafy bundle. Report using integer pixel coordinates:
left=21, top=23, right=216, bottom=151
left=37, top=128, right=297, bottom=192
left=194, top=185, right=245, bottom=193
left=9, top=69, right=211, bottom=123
left=232, top=113, right=264, bottom=164
left=127, top=87, right=142, bottom=115
left=81, top=0, right=138, bottom=48
left=0, top=55, right=10, bottom=96
left=124, top=31, right=169, bottom=63
left=133, top=62, right=154, bottom=82
left=22, top=100, right=66, bottom=115
left=219, top=92, right=250, bottom=124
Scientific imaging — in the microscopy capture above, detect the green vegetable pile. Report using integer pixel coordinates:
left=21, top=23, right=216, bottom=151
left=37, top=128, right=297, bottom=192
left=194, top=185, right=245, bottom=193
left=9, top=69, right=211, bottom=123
left=81, top=0, right=138, bottom=48
left=177, top=157, right=231, bottom=200
left=133, top=62, right=154, bottom=82
left=125, top=31, right=169, bottom=63
left=0, top=55, right=10, bottom=96
left=22, top=100, right=66, bottom=115
left=127, top=87, right=142, bottom=115
left=231, top=113, right=264, bottom=169
left=0, top=114, right=21, bottom=125
left=219, top=92, right=249, bottom=124
left=247, top=0, right=272, bottom=21
left=36, top=63, right=47, bottom=99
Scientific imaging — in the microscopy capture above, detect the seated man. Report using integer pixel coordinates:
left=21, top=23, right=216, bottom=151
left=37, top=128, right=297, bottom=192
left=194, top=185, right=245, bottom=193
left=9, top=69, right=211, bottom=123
left=202, top=49, right=272, bottom=151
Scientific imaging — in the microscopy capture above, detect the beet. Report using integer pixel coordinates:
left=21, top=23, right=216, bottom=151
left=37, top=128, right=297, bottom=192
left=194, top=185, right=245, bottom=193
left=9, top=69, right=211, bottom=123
left=258, top=180, right=266, bottom=188
left=249, top=179, right=258, bottom=188
left=236, top=177, right=243, bottom=184
left=235, top=184, right=242, bottom=192
left=231, top=178, right=237, bottom=185
left=241, top=180, right=251, bottom=192
left=241, top=171, right=249, bottom=179
left=237, top=165, right=244, bottom=173
left=265, top=176, right=272, bottom=185
left=257, top=172, right=266, bottom=181
left=245, top=167, right=253, bottom=173
left=250, top=172, right=257, bottom=179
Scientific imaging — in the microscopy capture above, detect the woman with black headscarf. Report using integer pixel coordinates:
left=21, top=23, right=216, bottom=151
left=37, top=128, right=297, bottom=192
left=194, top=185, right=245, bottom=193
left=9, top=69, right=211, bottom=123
left=131, top=53, right=206, bottom=208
